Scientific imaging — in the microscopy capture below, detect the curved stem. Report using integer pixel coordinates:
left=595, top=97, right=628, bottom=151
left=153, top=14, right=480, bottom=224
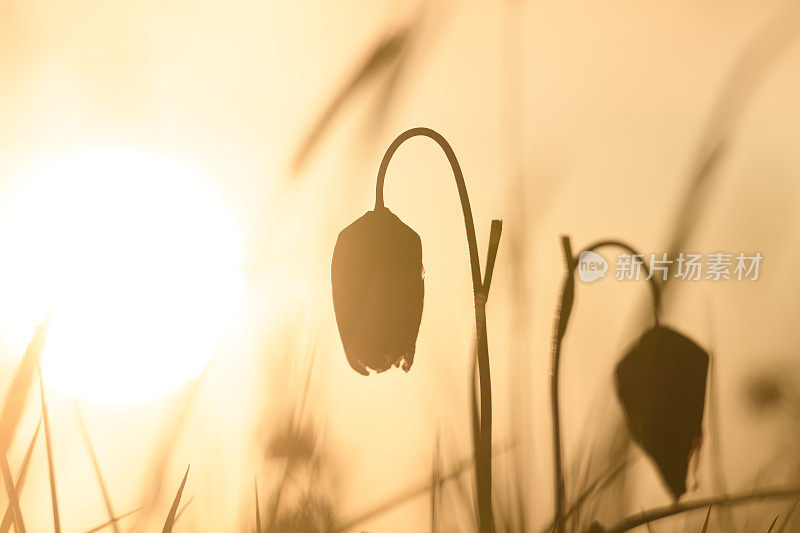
left=550, top=237, right=662, bottom=533
left=375, top=127, right=497, bottom=532
left=604, top=485, right=800, bottom=533
left=580, top=240, right=661, bottom=325
left=375, top=127, right=483, bottom=290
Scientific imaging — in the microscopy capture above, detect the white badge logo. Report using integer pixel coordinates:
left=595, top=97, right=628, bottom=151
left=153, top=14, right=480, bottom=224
left=577, top=250, right=608, bottom=283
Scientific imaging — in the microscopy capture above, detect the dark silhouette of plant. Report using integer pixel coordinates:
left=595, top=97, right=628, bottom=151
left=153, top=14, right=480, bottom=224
left=550, top=236, right=688, bottom=533
left=331, top=127, right=502, bottom=532
left=331, top=208, right=424, bottom=374
left=600, top=485, right=800, bottom=533
left=550, top=237, right=658, bottom=533
left=162, top=465, right=190, bottom=533
left=615, top=326, right=709, bottom=499
left=545, top=237, right=800, bottom=533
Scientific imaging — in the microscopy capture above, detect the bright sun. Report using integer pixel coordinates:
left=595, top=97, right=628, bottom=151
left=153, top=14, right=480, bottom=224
left=0, top=150, right=245, bottom=405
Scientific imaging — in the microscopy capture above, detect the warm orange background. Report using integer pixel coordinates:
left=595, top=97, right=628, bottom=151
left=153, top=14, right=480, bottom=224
left=1, top=1, right=799, bottom=531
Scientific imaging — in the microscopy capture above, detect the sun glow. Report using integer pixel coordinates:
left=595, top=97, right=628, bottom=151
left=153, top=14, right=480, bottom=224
left=0, top=150, right=245, bottom=404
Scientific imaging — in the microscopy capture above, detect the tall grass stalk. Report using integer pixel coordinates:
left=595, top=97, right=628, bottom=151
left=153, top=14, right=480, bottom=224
left=37, top=364, right=61, bottom=533
left=0, top=455, right=25, bottom=532
left=0, top=321, right=49, bottom=533
left=701, top=505, right=712, bottom=532
left=254, top=478, right=263, bottom=533
left=73, top=400, right=120, bottom=533
left=0, top=419, right=40, bottom=533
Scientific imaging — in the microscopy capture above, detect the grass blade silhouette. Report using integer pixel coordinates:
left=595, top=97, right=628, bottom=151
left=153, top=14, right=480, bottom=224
left=430, top=431, right=442, bottom=533
left=539, top=456, right=632, bottom=533
left=290, top=26, right=411, bottom=174
left=174, top=495, right=194, bottom=525
left=700, top=506, right=712, bottom=533
left=334, top=443, right=511, bottom=533
left=0, top=319, right=49, bottom=533
left=658, top=3, right=800, bottom=304
left=0, top=456, right=25, bottom=533
left=82, top=507, right=144, bottom=533
left=0, top=319, right=49, bottom=459
left=642, top=508, right=654, bottom=533
left=776, top=497, right=800, bottom=533
left=604, top=486, right=800, bottom=533
left=137, top=355, right=214, bottom=527
left=162, top=464, right=190, bottom=533
left=0, top=419, right=41, bottom=533
left=766, top=514, right=780, bottom=533
left=254, top=478, right=262, bottom=533
left=73, top=401, right=119, bottom=533
left=38, top=364, right=61, bottom=533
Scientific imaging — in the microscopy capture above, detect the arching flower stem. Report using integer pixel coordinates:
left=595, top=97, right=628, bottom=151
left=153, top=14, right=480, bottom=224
left=375, top=127, right=501, bottom=533
left=550, top=236, right=662, bottom=533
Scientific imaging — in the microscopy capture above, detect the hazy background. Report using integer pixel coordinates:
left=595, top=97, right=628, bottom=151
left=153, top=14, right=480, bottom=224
left=1, top=0, right=800, bottom=531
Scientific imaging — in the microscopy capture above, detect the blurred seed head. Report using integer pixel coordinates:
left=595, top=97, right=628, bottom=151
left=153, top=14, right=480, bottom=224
left=744, top=371, right=785, bottom=414
left=271, top=495, right=335, bottom=533
left=268, top=418, right=317, bottom=466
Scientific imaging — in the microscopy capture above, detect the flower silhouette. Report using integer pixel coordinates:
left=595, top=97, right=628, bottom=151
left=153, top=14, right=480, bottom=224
left=331, top=206, right=424, bottom=375
left=330, top=127, right=501, bottom=531
left=615, top=325, right=709, bottom=499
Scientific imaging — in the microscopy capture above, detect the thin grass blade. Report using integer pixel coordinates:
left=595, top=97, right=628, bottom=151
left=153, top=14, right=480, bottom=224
left=0, top=419, right=41, bottom=533
left=38, top=364, right=61, bottom=533
left=0, top=456, right=25, bottom=533
left=162, top=464, right=190, bottom=533
left=605, top=486, right=800, bottom=533
left=653, top=4, right=800, bottom=313
left=0, top=319, right=49, bottom=458
left=83, top=507, right=144, bottom=533
left=0, top=320, right=48, bottom=533
left=335, top=443, right=511, bottom=533
left=174, top=495, right=194, bottom=525
left=73, top=400, right=119, bottom=533
left=431, top=431, right=441, bottom=533
left=776, top=497, right=800, bottom=533
left=290, top=26, right=410, bottom=174
left=254, top=478, right=262, bottom=533
left=700, top=505, right=712, bottom=533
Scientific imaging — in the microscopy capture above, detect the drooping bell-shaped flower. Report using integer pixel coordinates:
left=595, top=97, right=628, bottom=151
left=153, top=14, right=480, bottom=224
left=331, top=206, right=424, bottom=375
left=614, top=325, right=709, bottom=499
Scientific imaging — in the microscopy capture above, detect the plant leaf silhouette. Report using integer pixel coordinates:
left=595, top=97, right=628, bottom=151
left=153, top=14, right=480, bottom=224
left=701, top=505, right=712, bottom=532
left=162, top=465, right=190, bottom=533
left=0, top=419, right=40, bottom=533
left=766, top=514, right=780, bottom=532
left=291, top=26, right=411, bottom=174
left=615, top=326, right=709, bottom=499
left=38, top=364, right=61, bottom=533
left=82, top=507, right=143, bottom=533
left=331, top=206, right=423, bottom=375
left=0, top=319, right=49, bottom=460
